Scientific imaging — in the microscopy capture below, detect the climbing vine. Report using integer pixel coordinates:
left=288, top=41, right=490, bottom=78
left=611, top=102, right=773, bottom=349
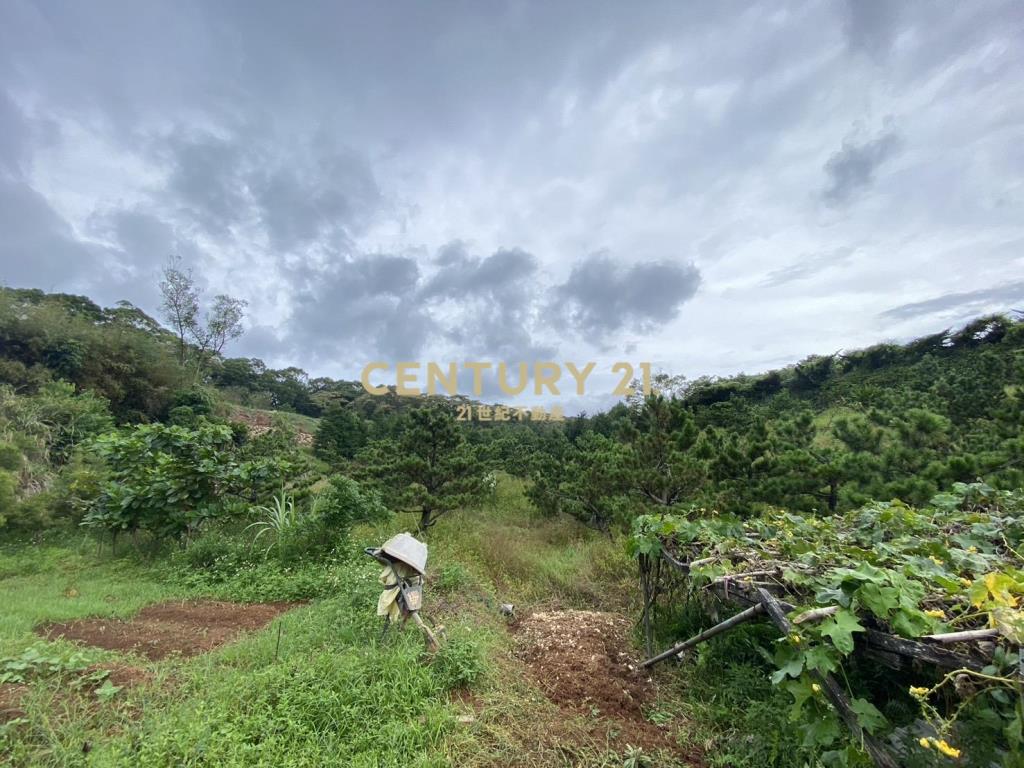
left=629, top=482, right=1024, bottom=765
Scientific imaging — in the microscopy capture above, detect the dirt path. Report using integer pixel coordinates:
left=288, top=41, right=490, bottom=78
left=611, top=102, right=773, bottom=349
left=39, top=600, right=297, bottom=660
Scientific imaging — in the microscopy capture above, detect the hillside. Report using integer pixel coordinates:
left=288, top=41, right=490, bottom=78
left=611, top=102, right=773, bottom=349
left=1, top=287, right=1023, bottom=767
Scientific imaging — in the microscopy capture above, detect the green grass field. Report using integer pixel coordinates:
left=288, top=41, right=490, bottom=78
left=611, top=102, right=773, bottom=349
left=0, top=477, right=803, bottom=768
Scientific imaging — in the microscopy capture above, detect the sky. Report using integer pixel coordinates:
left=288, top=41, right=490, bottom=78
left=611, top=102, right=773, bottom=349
left=0, top=1, right=1022, bottom=411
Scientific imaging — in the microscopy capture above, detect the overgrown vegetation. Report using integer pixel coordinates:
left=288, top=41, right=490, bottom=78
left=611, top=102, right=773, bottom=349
left=1, top=282, right=1022, bottom=766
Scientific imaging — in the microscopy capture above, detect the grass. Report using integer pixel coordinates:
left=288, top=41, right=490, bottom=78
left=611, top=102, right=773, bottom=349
left=1, top=475, right=803, bottom=767
left=0, top=538, right=190, bottom=659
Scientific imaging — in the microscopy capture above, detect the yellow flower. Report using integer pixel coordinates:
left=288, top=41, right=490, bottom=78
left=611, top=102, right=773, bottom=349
left=925, top=609, right=947, bottom=619
left=910, top=686, right=930, bottom=697
left=966, top=546, right=978, bottom=554
left=959, top=577, right=972, bottom=587
left=919, top=737, right=931, bottom=749
left=811, top=683, right=821, bottom=694
left=935, top=739, right=960, bottom=758
left=930, top=556, right=945, bottom=567
left=791, top=634, right=801, bottom=644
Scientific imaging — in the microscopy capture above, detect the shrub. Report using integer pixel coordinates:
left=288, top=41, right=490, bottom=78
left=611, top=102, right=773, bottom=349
left=10, top=491, right=54, bottom=530
left=245, top=478, right=389, bottom=562
left=314, top=475, right=390, bottom=529
left=0, top=443, right=22, bottom=471
left=168, top=386, right=215, bottom=417
left=166, top=405, right=196, bottom=426
left=0, top=470, right=14, bottom=528
left=246, top=491, right=303, bottom=558
left=430, top=631, right=485, bottom=690
left=81, top=422, right=293, bottom=542
left=50, top=453, right=107, bottom=524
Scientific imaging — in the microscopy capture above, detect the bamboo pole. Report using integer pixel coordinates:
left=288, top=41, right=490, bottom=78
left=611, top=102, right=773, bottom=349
left=640, top=604, right=765, bottom=668
left=922, top=628, right=999, bottom=643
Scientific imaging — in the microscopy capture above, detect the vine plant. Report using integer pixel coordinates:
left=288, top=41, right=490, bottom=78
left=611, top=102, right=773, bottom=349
left=629, top=483, right=1024, bottom=766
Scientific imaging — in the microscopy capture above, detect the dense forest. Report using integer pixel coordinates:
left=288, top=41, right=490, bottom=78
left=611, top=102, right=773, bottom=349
left=1, top=280, right=1022, bottom=767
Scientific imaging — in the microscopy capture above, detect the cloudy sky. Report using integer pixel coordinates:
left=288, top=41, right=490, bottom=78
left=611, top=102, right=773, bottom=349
left=1, top=1, right=1021, bottom=409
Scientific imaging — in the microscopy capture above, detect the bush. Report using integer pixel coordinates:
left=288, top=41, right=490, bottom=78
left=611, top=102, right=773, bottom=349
left=243, top=478, right=390, bottom=563
left=0, top=470, right=14, bottom=528
left=168, top=386, right=216, bottom=417
left=430, top=631, right=485, bottom=690
left=50, top=453, right=107, bottom=524
left=0, top=443, right=21, bottom=471
left=166, top=405, right=196, bottom=426
left=315, top=475, right=390, bottom=529
left=11, top=491, right=54, bottom=529
left=81, top=422, right=293, bottom=542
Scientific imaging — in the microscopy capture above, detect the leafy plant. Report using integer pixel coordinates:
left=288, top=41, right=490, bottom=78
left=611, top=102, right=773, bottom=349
left=80, top=421, right=290, bottom=542
left=245, top=491, right=300, bottom=557
left=630, top=482, right=1024, bottom=764
left=0, top=644, right=92, bottom=684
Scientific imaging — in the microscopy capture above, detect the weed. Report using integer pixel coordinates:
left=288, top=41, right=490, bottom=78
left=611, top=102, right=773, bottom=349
left=244, top=490, right=300, bottom=556
left=0, top=644, right=93, bottom=684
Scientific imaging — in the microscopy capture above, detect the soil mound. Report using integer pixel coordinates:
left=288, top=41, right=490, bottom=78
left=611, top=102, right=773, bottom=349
left=39, top=600, right=295, bottom=660
left=514, top=609, right=654, bottom=719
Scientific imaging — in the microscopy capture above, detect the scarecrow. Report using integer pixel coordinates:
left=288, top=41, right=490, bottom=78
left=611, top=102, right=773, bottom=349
left=365, top=532, right=443, bottom=650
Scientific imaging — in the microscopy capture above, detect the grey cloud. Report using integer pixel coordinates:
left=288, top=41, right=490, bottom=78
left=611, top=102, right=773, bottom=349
left=285, top=253, right=434, bottom=363
left=163, top=133, right=248, bottom=237
left=157, top=129, right=383, bottom=250
left=421, top=244, right=552, bottom=361
left=554, top=254, right=701, bottom=338
left=249, top=144, right=380, bottom=252
left=0, top=177, right=110, bottom=292
left=822, top=123, right=904, bottom=206
left=421, top=246, right=536, bottom=301
left=879, top=282, right=1024, bottom=321
left=0, top=90, right=27, bottom=177
left=843, top=0, right=902, bottom=58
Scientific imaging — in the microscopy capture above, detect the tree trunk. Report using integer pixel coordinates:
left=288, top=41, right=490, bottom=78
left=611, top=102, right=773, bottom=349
left=418, top=508, right=433, bottom=533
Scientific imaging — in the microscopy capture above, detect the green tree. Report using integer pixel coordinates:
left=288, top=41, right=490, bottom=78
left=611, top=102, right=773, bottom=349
left=81, top=422, right=289, bottom=542
left=621, top=395, right=707, bottom=514
left=159, top=256, right=247, bottom=376
left=314, top=407, right=368, bottom=464
left=360, top=407, right=484, bottom=532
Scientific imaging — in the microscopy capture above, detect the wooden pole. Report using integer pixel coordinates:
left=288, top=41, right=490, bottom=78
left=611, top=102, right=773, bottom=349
left=640, top=556, right=654, bottom=658
left=641, top=604, right=765, bottom=668
left=756, top=588, right=898, bottom=768
left=921, top=628, right=999, bottom=643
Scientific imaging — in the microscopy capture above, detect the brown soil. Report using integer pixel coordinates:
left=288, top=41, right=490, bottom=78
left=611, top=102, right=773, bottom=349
left=39, top=600, right=296, bottom=660
left=85, top=662, right=154, bottom=690
left=514, top=609, right=704, bottom=763
left=0, top=683, right=29, bottom=723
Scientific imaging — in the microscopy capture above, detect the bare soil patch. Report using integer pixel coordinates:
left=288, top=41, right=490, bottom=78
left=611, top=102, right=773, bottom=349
left=39, top=600, right=296, bottom=660
left=0, top=683, right=28, bottom=723
left=514, top=609, right=703, bottom=763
